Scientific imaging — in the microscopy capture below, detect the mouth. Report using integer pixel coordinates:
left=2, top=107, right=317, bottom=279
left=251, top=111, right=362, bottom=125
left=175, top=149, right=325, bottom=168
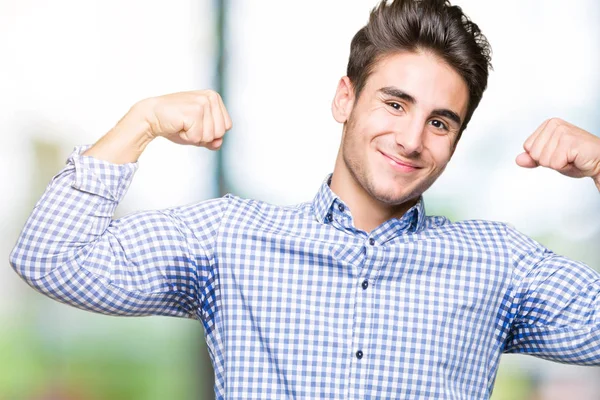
left=379, top=151, right=422, bottom=172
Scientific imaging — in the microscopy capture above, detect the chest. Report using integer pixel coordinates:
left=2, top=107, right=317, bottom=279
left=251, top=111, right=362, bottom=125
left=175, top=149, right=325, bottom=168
left=216, top=229, right=510, bottom=336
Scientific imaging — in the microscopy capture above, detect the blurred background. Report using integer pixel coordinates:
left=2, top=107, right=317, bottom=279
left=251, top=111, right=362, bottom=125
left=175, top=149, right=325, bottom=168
left=1, top=0, right=599, bottom=399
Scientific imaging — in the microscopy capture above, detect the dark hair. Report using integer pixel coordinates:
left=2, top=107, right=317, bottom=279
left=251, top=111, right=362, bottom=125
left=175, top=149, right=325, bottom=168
left=347, top=0, right=492, bottom=138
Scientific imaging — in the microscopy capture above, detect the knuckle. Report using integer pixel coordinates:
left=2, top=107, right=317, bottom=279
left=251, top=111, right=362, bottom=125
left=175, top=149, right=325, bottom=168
left=559, top=131, right=571, bottom=144
left=196, top=95, right=209, bottom=106
left=562, top=125, right=575, bottom=138
left=548, top=117, right=563, bottom=127
left=191, top=103, right=204, bottom=116
left=206, top=90, right=220, bottom=102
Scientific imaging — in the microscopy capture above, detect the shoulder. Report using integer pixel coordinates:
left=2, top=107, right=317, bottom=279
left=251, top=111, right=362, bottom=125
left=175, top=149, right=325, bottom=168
left=164, top=193, right=314, bottom=228
left=424, top=216, right=550, bottom=258
left=422, top=215, right=511, bottom=240
left=215, top=194, right=315, bottom=230
left=223, top=193, right=311, bottom=214
left=224, top=194, right=312, bottom=217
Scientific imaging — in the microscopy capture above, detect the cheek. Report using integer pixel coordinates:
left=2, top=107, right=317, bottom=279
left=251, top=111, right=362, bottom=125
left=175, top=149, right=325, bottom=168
left=368, top=107, right=397, bottom=133
left=423, top=134, right=454, bottom=163
left=344, top=108, right=395, bottom=152
left=345, top=117, right=369, bottom=148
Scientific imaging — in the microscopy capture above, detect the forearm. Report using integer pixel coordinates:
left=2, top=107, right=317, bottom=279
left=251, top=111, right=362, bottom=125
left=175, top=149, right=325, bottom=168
left=83, top=101, right=155, bottom=164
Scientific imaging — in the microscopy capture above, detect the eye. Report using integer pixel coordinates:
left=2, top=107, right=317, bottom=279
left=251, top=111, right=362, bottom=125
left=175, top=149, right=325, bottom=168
left=429, top=119, right=448, bottom=131
left=387, top=102, right=404, bottom=111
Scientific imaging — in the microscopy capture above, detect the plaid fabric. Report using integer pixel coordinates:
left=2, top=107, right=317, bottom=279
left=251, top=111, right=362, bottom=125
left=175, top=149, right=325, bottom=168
left=11, top=146, right=600, bottom=399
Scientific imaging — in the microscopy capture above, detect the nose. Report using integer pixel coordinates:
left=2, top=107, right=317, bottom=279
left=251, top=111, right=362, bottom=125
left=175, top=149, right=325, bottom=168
left=394, top=115, right=425, bottom=155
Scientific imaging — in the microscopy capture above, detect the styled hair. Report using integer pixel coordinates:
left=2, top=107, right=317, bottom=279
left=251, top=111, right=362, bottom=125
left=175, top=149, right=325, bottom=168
left=347, top=0, right=492, bottom=138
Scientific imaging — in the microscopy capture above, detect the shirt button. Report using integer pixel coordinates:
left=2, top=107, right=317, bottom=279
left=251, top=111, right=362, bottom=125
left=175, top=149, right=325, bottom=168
left=356, top=350, right=363, bottom=359
left=369, top=238, right=375, bottom=246
left=361, top=280, right=368, bottom=290
left=338, top=204, right=345, bottom=212
left=326, top=213, right=332, bottom=222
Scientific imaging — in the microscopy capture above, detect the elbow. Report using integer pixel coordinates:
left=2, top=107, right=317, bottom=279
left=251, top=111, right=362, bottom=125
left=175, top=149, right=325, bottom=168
left=9, top=238, right=52, bottom=286
left=9, top=240, right=33, bottom=283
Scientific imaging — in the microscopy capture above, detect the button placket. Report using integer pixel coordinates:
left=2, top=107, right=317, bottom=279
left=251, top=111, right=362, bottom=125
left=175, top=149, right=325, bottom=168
left=349, top=269, right=370, bottom=396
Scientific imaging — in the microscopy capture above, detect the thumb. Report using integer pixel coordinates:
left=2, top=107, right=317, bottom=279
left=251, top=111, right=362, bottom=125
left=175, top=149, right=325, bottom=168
left=516, top=152, right=538, bottom=168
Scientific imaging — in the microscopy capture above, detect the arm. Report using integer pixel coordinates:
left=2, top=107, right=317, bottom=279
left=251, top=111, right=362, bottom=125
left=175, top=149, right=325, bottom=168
left=503, top=118, right=600, bottom=363
left=9, top=90, right=232, bottom=319
left=503, top=226, right=600, bottom=365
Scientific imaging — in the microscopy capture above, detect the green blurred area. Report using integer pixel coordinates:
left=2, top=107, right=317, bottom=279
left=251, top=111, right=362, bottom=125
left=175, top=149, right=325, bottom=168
left=0, top=315, right=537, bottom=400
left=0, top=316, right=533, bottom=400
left=0, top=312, right=210, bottom=400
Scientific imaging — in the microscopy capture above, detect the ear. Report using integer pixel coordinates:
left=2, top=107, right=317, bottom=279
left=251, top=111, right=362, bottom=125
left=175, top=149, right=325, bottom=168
left=331, top=76, right=355, bottom=124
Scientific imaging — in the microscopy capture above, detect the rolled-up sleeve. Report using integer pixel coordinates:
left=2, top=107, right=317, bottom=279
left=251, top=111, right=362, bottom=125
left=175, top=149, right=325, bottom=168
left=503, top=225, right=600, bottom=365
left=9, top=146, right=228, bottom=320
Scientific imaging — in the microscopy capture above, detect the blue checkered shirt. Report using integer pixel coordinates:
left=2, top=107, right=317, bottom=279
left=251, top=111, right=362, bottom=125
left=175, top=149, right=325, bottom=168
left=10, top=146, right=600, bottom=399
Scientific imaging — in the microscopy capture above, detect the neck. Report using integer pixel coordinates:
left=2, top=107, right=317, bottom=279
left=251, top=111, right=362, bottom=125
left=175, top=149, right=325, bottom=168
left=329, top=155, right=418, bottom=233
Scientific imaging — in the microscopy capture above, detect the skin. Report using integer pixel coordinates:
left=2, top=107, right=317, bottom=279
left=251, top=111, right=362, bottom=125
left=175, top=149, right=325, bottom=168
left=516, top=118, right=600, bottom=189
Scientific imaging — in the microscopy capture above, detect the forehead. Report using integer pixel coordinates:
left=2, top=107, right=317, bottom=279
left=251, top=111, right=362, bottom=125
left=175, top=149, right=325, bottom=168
left=365, top=51, right=469, bottom=117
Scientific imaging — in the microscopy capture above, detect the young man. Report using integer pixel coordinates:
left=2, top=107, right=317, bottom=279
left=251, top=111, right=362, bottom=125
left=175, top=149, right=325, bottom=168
left=10, top=0, right=600, bottom=398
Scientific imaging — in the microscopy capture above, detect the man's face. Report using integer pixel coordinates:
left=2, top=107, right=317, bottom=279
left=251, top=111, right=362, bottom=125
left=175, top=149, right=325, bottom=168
left=336, top=51, right=469, bottom=207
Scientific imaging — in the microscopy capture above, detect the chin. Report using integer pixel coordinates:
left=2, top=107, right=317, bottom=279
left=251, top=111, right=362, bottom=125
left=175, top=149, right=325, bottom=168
left=367, top=181, right=419, bottom=206
left=377, top=192, right=418, bottom=207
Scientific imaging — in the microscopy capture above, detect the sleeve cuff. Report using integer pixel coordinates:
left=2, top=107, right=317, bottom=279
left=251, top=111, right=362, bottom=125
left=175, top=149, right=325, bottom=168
left=67, top=145, right=139, bottom=202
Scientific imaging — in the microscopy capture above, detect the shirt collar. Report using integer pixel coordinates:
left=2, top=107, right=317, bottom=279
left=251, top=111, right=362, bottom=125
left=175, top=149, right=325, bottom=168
left=312, top=173, right=427, bottom=234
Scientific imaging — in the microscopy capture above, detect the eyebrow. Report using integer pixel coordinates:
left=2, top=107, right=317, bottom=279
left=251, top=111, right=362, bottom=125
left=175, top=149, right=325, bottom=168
left=378, top=86, right=463, bottom=127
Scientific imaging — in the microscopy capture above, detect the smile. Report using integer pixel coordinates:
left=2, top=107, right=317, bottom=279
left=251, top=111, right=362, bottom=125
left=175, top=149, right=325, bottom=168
left=379, top=151, right=421, bottom=172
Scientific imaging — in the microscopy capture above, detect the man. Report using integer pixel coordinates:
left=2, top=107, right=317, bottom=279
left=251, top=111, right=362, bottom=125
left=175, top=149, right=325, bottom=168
left=10, top=0, right=600, bottom=398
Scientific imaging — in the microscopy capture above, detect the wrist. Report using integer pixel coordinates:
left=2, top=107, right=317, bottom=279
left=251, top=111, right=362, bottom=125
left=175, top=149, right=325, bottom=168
left=128, top=97, right=158, bottom=139
left=110, top=111, right=155, bottom=157
left=83, top=105, right=155, bottom=164
left=114, top=102, right=155, bottom=144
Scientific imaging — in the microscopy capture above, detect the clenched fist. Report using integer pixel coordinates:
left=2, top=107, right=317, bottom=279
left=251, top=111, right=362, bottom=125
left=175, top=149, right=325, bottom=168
left=140, top=90, right=232, bottom=150
left=516, top=118, right=600, bottom=190
left=84, top=90, right=233, bottom=164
